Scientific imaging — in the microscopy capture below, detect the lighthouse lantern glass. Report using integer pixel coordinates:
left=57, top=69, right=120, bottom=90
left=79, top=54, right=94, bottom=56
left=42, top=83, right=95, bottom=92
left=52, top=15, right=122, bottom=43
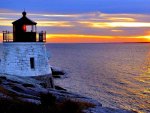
left=22, top=25, right=26, bottom=32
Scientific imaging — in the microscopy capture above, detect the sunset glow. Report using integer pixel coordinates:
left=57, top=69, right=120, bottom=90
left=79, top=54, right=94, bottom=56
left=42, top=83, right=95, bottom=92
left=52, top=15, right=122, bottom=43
left=46, top=34, right=150, bottom=43
left=1, top=1, right=150, bottom=43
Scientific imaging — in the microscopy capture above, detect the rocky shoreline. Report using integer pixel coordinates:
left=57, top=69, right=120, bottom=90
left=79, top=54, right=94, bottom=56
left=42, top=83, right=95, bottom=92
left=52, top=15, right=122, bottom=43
left=0, top=67, right=137, bottom=113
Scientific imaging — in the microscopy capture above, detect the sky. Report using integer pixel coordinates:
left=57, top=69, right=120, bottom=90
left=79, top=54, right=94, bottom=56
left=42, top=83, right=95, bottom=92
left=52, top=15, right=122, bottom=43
left=1, top=0, right=150, bottom=43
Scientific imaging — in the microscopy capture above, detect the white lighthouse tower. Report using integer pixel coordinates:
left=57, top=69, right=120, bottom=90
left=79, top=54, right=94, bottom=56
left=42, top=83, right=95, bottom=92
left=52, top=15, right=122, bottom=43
left=0, top=12, right=52, bottom=79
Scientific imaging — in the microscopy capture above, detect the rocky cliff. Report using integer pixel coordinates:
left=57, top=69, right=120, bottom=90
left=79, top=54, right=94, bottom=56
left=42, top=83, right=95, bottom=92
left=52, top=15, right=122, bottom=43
left=0, top=73, right=137, bottom=113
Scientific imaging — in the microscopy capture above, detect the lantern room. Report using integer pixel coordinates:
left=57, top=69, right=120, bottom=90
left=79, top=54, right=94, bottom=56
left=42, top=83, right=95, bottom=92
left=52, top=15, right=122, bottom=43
left=12, top=11, right=37, bottom=42
left=3, top=11, right=46, bottom=42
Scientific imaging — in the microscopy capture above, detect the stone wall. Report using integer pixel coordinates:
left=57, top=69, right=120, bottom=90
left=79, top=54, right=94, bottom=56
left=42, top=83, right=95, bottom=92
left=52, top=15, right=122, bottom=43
left=0, top=42, right=52, bottom=76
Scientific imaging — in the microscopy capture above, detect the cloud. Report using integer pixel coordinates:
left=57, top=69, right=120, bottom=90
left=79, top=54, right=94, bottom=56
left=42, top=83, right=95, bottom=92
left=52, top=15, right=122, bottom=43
left=1, top=10, right=150, bottom=42
left=37, top=21, right=74, bottom=27
left=106, top=17, right=136, bottom=22
left=79, top=21, right=150, bottom=28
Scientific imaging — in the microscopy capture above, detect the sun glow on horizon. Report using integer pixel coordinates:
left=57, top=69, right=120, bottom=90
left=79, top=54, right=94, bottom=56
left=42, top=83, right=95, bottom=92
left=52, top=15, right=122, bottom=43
left=0, top=32, right=150, bottom=43
left=45, top=34, right=150, bottom=43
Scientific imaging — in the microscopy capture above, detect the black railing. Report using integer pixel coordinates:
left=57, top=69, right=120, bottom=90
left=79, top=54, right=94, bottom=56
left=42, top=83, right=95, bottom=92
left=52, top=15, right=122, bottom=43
left=38, top=31, right=46, bottom=42
left=3, top=31, right=46, bottom=42
left=3, top=31, right=13, bottom=42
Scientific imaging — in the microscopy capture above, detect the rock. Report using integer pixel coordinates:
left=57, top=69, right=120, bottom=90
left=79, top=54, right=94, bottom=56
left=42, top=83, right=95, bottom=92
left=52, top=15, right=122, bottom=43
left=84, top=106, right=138, bottom=113
left=51, top=66, right=65, bottom=77
left=22, top=83, right=35, bottom=88
left=55, top=85, right=67, bottom=91
left=0, top=74, right=136, bottom=113
left=33, top=75, right=54, bottom=88
left=0, top=76, right=7, bottom=80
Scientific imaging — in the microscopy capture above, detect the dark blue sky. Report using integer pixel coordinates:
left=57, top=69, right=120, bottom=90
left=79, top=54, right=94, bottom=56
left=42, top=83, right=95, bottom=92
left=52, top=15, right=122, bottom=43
left=0, top=0, right=150, bottom=14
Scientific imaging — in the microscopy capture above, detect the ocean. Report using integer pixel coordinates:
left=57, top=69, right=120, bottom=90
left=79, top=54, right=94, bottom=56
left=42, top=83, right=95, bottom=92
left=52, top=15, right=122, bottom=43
left=47, top=43, right=150, bottom=113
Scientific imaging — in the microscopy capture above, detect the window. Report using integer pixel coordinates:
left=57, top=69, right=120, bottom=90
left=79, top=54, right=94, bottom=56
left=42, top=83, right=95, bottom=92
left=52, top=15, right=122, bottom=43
left=22, top=25, right=26, bottom=32
left=30, top=57, right=35, bottom=69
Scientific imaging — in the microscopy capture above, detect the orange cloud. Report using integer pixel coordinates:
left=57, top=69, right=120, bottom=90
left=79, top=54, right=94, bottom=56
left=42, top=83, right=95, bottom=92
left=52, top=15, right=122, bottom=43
left=111, top=30, right=123, bottom=32
left=0, top=19, right=74, bottom=27
left=0, top=20, right=12, bottom=26
left=37, top=21, right=73, bottom=27
left=79, top=21, right=150, bottom=28
left=107, top=17, right=136, bottom=22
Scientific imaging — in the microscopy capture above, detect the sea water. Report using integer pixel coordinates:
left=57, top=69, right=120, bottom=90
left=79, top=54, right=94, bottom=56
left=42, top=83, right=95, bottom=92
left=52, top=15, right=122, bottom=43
left=47, top=43, right=150, bottom=113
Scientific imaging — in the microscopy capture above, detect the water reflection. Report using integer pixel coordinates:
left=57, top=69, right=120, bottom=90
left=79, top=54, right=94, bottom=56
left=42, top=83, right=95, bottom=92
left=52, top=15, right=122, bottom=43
left=47, top=43, right=150, bottom=113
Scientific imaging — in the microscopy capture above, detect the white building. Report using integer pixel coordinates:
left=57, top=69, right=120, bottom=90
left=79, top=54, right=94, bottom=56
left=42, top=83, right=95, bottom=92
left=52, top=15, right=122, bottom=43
left=0, top=12, right=52, bottom=79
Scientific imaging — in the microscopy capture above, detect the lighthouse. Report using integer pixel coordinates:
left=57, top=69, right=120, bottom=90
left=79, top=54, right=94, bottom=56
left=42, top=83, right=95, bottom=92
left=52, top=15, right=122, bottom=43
left=0, top=12, right=52, bottom=78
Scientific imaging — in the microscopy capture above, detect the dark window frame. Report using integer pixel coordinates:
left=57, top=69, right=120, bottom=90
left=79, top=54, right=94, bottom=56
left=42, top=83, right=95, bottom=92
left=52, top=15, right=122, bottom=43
left=30, top=57, right=35, bottom=69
